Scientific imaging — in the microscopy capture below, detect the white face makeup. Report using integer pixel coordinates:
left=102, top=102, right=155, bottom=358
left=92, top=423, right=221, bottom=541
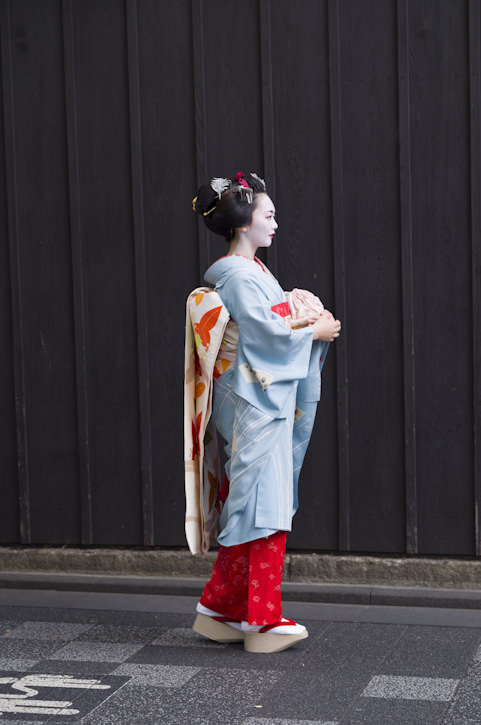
left=243, top=193, right=278, bottom=249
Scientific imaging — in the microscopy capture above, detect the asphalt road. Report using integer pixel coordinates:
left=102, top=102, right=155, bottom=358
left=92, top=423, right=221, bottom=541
left=0, top=587, right=480, bottom=724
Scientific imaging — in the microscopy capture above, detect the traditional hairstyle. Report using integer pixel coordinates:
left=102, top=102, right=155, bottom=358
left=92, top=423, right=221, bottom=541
left=192, top=172, right=267, bottom=242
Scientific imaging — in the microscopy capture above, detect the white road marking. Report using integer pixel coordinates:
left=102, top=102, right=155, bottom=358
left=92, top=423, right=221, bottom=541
left=0, top=673, right=112, bottom=716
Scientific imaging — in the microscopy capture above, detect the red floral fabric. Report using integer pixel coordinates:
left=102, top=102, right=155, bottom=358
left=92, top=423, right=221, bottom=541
left=199, top=531, right=287, bottom=625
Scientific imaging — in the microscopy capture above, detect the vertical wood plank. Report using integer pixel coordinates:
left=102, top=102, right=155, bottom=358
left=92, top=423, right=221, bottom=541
left=61, top=0, right=93, bottom=544
left=469, top=0, right=481, bottom=555
left=408, top=1, right=471, bottom=554
left=199, top=1, right=265, bottom=267
left=0, top=0, right=18, bottom=543
left=397, top=0, right=417, bottom=554
left=259, top=0, right=277, bottom=277
left=0, top=0, right=30, bottom=543
left=338, top=0, right=405, bottom=554
left=192, top=0, right=209, bottom=283
left=134, top=1, right=198, bottom=546
left=328, top=0, right=350, bottom=551
left=269, top=0, right=337, bottom=550
left=125, top=0, right=154, bottom=546
left=74, top=2, right=142, bottom=544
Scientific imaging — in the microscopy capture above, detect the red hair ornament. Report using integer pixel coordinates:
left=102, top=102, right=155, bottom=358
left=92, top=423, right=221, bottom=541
left=234, top=172, right=253, bottom=203
left=235, top=171, right=250, bottom=188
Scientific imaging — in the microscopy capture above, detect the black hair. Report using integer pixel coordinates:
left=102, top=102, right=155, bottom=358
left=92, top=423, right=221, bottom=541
left=193, top=172, right=267, bottom=242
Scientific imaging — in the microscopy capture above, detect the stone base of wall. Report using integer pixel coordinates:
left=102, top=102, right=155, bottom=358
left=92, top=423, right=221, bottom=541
left=0, top=548, right=480, bottom=589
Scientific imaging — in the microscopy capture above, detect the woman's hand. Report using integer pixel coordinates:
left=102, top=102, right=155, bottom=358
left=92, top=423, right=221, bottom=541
left=288, top=316, right=312, bottom=329
left=311, top=310, right=341, bottom=341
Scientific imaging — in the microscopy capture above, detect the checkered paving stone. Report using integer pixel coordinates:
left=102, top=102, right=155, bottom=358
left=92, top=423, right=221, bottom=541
left=29, top=660, right=121, bottom=677
left=0, top=640, right=63, bottom=662
left=372, top=626, right=481, bottom=679
left=0, top=660, right=38, bottom=671
left=73, top=625, right=161, bottom=645
left=47, top=641, right=144, bottom=663
left=362, top=675, right=459, bottom=701
left=79, top=683, right=168, bottom=725
left=342, top=697, right=450, bottom=724
left=151, top=627, right=227, bottom=648
left=112, top=663, right=200, bottom=686
left=442, top=661, right=481, bottom=723
left=0, top=615, right=480, bottom=723
left=241, top=719, right=338, bottom=724
left=1, top=623, right=92, bottom=641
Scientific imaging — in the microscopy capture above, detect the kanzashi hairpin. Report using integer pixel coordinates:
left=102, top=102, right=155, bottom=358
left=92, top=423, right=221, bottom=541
left=233, top=172, right=253, bottom=203
left=211, top=178, right=230, bottom=199
left=234, top=185, right=253, bottom=204
left=250, top=172, right=266, bottom=190
left=235, top=171, right=249, bottom=188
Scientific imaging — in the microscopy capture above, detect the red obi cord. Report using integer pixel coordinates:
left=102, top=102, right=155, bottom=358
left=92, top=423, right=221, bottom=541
left=271, top=301, right=290, bottom=319
left=199, top=531, right=287, bottom=625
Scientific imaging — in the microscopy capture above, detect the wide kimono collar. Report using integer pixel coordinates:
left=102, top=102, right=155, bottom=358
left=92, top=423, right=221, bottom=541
left=205, top=255, right=282, bottom=298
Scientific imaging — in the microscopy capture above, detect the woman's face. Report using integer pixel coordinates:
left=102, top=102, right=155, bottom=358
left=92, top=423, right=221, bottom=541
left=244, top=193, right=278, bottom=249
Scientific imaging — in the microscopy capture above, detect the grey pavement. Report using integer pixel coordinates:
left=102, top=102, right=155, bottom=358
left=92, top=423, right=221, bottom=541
left=3, top=572, right=481, bottom=610
left=0, top=587, right=480, bottom=723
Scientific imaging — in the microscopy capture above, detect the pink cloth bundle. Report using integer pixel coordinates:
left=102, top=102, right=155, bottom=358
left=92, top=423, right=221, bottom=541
left=286, top=288, right=325, bottom=324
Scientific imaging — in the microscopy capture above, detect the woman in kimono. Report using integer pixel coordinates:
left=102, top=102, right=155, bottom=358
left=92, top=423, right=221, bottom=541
left=191, top=172, right=341, bottom=653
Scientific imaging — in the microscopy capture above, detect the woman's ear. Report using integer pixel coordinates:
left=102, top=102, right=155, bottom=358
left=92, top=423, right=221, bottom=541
left=238, top=225, right=249, bottom=233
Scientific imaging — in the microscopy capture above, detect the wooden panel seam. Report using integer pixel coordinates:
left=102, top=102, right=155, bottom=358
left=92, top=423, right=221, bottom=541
left=397, top=0, right=418, bottom=554
left=125, top=0, right=154, bottom=545
left=192, top=0, right=209, bottom=283
left=327, top=0, right=351, bottom=551
left=469, top=0, right=481, bottom=555
left=259, top=0, right=277, bottom=276
left=61, top=0, right=93, bottom=544
left=0, top=0, right=31, bottom=543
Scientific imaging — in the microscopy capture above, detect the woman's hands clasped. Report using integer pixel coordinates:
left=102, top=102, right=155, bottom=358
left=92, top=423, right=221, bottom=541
left=311, top=310, right=341, bottom=342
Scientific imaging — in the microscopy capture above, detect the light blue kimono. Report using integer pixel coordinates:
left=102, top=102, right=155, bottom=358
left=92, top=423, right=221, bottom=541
left=205, top=255, right=328, bottom=546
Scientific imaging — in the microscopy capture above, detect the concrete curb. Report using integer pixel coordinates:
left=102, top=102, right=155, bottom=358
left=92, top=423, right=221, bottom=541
left=2, top=573, right=481, bottom=610
left=1, top=547, right=481, bottom=590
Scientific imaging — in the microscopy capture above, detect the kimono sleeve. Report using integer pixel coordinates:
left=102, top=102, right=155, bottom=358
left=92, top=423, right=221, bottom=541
left=221, top=273, right=314, bottom=385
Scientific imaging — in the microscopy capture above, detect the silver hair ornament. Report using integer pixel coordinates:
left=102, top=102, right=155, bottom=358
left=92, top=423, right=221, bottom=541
left=234, top=185, right=253, bottom=204
left=211, top=177, right=230, bottom=199
left=250, top=172, right=266, bottom=190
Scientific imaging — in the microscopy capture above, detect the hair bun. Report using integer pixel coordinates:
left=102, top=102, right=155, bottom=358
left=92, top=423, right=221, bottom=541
left=193, top=172, right=268, bottom=241
left=193, top=184, right=218, bottom=216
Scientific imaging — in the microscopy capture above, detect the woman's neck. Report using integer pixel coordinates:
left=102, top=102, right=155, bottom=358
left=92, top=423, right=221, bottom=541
left=228, top=236, right=256, bottom=260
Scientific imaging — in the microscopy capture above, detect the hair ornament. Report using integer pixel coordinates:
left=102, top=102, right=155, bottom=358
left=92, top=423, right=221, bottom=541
left=236, top=186, right=253, bottom=204
left=250, top=172, right=266, bottom=190
left=211, top=177, right=230, bottom=199
left=234, top=172, right=253, bottom=203
left=192, top=194, right=216, bottom=217
left=235, top=171, right=249, bottom=188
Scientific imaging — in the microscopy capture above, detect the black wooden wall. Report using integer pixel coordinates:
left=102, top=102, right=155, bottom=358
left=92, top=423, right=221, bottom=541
left=0, top=0, right=479, bottom=555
